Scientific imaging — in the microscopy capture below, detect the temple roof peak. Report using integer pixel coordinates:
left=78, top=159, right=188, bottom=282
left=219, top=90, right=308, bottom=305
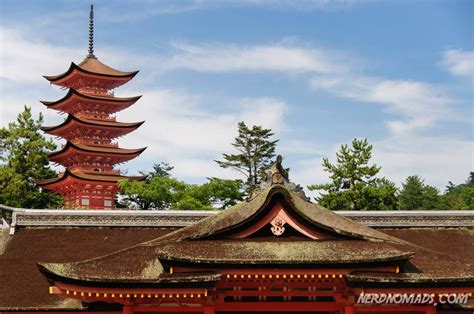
left=255, top=155, right=310, bottom=201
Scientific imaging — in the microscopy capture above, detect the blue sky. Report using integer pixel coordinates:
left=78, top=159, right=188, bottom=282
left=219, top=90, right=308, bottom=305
left=0, top=0, right=472, bottom=193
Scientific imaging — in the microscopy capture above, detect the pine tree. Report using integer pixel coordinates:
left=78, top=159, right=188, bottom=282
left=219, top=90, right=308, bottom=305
left=215, top=121, right=278, bottom=195
left=442, top=173, right=474, bottom=210
left=0, top=106, right=62, bottom=208
left=398, top=175, right=443, bottom=210
left=308, top=138, right=398, bottom=211
left=398, top=175, right=425, bottom=210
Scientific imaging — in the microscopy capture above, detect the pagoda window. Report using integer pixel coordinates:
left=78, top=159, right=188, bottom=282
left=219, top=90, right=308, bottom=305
left=104, top=200, right=112, bottom=207
left=81, top=198, right=90, bottom=206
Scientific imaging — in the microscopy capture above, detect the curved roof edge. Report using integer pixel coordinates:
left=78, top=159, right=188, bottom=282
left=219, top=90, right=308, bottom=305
left=43, top=59, right=139, bottom=82
left=34, top=169, right=146, bottom=186
left=38, top=262, right=221, bottom=285
left=150, top=185, right=407, bottom=245
left=48, top=142, right=146, bottom=158
left=41, top=114, right=144, bottom=132
left=40, top=89, right=142, bottom=106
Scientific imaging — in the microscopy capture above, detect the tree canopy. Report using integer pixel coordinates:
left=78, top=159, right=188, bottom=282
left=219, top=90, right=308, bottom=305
left=0, top=106, right=62, bottom=208
left=308, top=138, right=398, bottom=211
left=215, top=121, right=278, bottom=195
left=442, top=173, right=474, bottom=210
left=118, top=162, right=244, bottom=210
left=398, top=175, right=443, bottom=210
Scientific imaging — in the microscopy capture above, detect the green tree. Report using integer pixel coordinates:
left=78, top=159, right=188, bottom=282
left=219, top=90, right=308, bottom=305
left=398, top=175, right=443, bottom=210
left=118, top=176, right=187, bottom=210
left=308, top=138, right=398, bottom=211
left=0, top=106, right=62, bottom=208
left=442, top=173, right=474, bottom=210
left=118, top=165, right=244, bottom=210
left=216, top=121, right=278, bottom=195
left=141, top=162, right=174, bottom=179
left=185, top=178, right=245, bottom=209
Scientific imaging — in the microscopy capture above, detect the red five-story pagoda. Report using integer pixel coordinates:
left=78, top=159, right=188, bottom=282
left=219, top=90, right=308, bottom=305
left=36, top=5, right=146, bottom=209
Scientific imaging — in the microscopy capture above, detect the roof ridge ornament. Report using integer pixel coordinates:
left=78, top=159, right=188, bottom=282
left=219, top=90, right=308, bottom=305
left=253, top=155, right=310, bottom=201
left=87, top=3, right=96, bottom=58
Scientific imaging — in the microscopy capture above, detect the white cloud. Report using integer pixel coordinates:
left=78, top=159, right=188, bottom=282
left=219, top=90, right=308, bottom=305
left=162, top=41, right=348, bottom=74
left=116, top=88, right=287, bottom=179
left=373, top=135, right=474, bottom=189
left=0, top=27, right=83, bottom=84
left=288, top=134, right=474, bottom=196
left=1, top=24, right=471, bottom=193
left=311, top=75, right=460, bottom=135
left=441, top=49, right=474, bottom=78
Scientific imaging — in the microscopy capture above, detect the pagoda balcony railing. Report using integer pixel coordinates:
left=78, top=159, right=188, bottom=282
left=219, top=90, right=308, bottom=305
left=78, top=87, right=114, bottom=97
left=76, top=114, right=116, bottom=121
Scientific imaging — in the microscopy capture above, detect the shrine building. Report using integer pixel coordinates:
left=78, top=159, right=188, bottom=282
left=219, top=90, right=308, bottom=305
left=1, top=159, right=473, bottom=313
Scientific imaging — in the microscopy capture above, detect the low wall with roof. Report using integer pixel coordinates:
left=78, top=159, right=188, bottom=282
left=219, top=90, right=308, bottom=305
left=1, top=204, right=473, bottom=235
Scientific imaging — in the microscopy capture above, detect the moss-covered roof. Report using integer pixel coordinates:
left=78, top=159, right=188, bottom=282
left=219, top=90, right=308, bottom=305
left=38, top=185, right=412, bottom=284
left=154, top=240, right=413, bottom=265
left=0, top=227, right=176, bottom=310
left=347, top=271, right=474, bottom=286
left=149, top=185, right=404, bottom=244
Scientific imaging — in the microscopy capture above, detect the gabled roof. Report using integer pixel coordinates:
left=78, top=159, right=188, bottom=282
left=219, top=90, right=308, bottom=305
left=38, top=164, right=413, bottom=285
left=36, top=157, right=474, bottom=289
left=43, top=56, right=138, bottom=82
left=40, top=89, right=142, bottom=107
left=41, top=114, right=144, bottom=133
left=150, top=185, right=405, bottom=244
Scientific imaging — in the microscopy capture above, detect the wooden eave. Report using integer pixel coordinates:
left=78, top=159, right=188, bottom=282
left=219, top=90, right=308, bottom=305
left=40, top=89, right=142, bottom=107
left=346, top=271, right=474, bottom=288
left=43, top=59, right=138, bottom=82
left=41, top=114, right=144, bottom=133
left=34, top=169, right=146, bottom=187
left=48, top=142, right=146, bottom=159
left=153, top=240, right=415, bottom=265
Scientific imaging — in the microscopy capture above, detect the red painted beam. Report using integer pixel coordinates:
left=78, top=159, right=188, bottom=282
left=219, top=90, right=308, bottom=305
left=214, top=302, right=342, bottom=312
left=131, top=306, right=205, bottom=312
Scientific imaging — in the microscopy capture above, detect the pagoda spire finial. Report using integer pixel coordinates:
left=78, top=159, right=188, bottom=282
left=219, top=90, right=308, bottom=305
left=88, top=3, right=96, bottom=58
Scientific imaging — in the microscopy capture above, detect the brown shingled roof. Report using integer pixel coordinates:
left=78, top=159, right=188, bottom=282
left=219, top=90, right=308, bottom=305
left=44, top=57, right=138, bottom=81
left=153, top=240, right=414, bottom=265
left=38, top=186, right=411, bottom=285
left=40, top=88, right=142, bottom=107
left=49, top=142, right=146, bottom=157
left=1, top=226, right=473, bottom=309
left=151, top=185, right=405, bottom=244
left=41, top=114, right=144, bottom=133
left=0, top=227, right=176, bottom=310
left=34, top=169, right=146, bottom=186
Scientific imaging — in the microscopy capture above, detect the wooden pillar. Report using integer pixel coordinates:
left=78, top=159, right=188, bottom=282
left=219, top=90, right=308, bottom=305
left=344, top=305, right=356, bottom=314
left=203, top=305, right=215, bottom=314
left=123, top=305, right=134, bottom=314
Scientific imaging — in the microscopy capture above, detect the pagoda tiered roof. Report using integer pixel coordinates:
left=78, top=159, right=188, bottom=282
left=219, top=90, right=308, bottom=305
left=48, top=142, right=146, bottom=167
left=41, top=115, right=144, bottom=141
left=34, top=169, right=146, bottom=187
left=40, top=89, right=141, bottom=115
left=44, top=56, right=139, bottom=90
